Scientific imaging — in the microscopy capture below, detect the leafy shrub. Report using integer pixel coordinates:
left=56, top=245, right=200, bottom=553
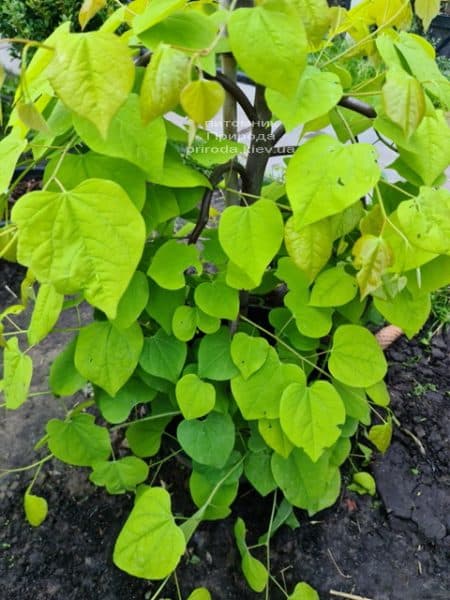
left=1, top=0, right=449, bottom=596
left=0, top=0, right=113, bottom=57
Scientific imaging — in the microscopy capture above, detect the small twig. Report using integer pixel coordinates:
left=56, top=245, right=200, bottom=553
left=188, top=161, right=249, bottom=244
left=338, top=96, right=377, bottom=119
left=330, top=591, right=375, bottom=600
left=327, top=549, right=352, bottom=579
left=401, top=427, right=426, bottom=456
left=205, top=71, right=258, bottom=123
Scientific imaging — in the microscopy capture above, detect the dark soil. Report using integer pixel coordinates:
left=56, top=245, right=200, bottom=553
left=0, top=260, right=449, bottom=600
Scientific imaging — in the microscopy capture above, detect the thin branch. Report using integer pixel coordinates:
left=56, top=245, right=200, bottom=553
left=338, top=96, right=377, bottom=119
left=188, top=161, right=249, bottom=244
left=272, top=123, right=286, bottom=146
left=205, top=71, right=258, bottom=122
left=330, top=590, right=375, bottom=600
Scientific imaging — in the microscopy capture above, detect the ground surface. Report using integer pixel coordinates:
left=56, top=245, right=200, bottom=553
left=0, top=261, right=449, bottom=600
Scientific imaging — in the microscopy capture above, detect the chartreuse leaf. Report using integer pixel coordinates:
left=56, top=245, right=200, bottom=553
left=112, top=272, right=149, bottom=330
left=194, top=281, right=239, bottom=321
left=12, top=180, right=146, bottom=320
left=47, top=31, right=134, bottom=137
left=271, top=448, right=341, bottom=515
left=181, top=80, right=225, bottom=125
left=329, top=325, right=387, bottom=388
left=140, top=329, right=187, bottom=383
left=353, top=235, right=394, bottom=299
left=146, top=281, right=186, bottom=334
left=148, top=240, right=201, bottom=290
left=219, top=200, right=284, bottom=289
left=288, top=582, right=319, bottom=600
left=140, top=43, right=189, bottom=123
left=188, top=453, right=243, bottom=521
left=382, top=66, right=425, bottom=139
left=172, top=305, right=197, bottom=341
left=3, top=337, right=33, bottom=409
left=79, top=0, right=106, bottom=29
left=75, top=321, right=143, bottom=397
left=137, top=11, right=217, bottom=51
left=285, top=289, right=333, bottom=338
left=187, top=589, right=211, bottom=600
left=89, top=456, right=149, bottom=494
left=309, top=267, right=357, bottom=307
left=46, top=414, right=111, bottom=466
left=230, top=332, right=270, bottom=380
left=348, top=472, right=376, bottom=496
left=231, top=348, right=304, bottom=420
left=333, top=380, right=371, bottom=425
left=266, top=66, right=342, bottom=132
left=198, top=327, right=238, bottom=381
left=286, top=136, right=380, bottom=227
left=374, top=288, right=431, bottom=339
left=368, top=420, right=392, bottom=453
left=74, top=95, right=166, bottom=181
left=284, top=217, right=333, bottom=283
left=395, top=111, right=450, bottom=186
left=50, top=338, right=86, bottom=396
left=97, top=378, right=156, bottom=424
left=415, top=0, right=441, bottom=31
left=196, top=309, right=221, bottom=335
left=176, top=374, right=216, bottom=420
left=24, top=493, right=48, bottom=527
left=228, top=0, right=307, bottom=96
left=244, top=450, right=277, bottom=497
left=258, top=419, right=294, bottom=459
left=133, top=0, right=186, bottom=32
left=126, top=413, right=173, bottom=458
left=0, top=129, right=28, bottom=194
left=293, top=0, right=330, bottom=45
left=177, top=412, right=235, bottom=468
left=113, top=487, right=186, bottom=579
left=234, top=518, right=268, bottom=593
left=280, top=381, right=345, bottom=462
left=397, top=188, right=450, bottom=255
left=43, top=152, right=147, bottom=211
left=366, top=380, right=390, bottom=407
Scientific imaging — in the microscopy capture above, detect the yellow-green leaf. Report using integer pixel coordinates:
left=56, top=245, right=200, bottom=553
left=16, top=102, right=50, bottom=133
left=12, top=180, right=146, bottom=319
left=266, top=66, right=342, bottom=132
left=79, top=0, right=106, bottom=29
left=140, top=43, right=189, bottom=124
left=368, top=420, right=392, bottom=453
left=292, top=0, right=331, bottom=47
left=114, top=487, right=186, bottom=579
left=24, top=492, right=48, bottom=527
left=219, top=200, right=284, bottom=289
left=47, top=31, right=135, bottom=137
left=228, top=0, right=307, bottom=96
left=3, top=337, right=33, bottom=410
left=284, top=217, right=333, bottom=283
left=415, top=0, right=440, bottom=31
left=286, top=135, right=380, bottom=227
left=181, top=79, right=225, bottom=125
left=0, top=129, right=27, bottom=194
left=382, top=67, right=425, bottom=139
left=28, top=283, right=64, bottom=346
left=352, top=235, right=394, bottom=299
left=397, top=187, right=450, bottom=255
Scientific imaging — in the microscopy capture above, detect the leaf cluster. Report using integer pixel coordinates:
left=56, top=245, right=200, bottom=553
left=0, top=0, right=449, bottom=595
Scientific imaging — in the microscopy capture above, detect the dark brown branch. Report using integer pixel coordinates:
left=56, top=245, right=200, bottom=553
left=204, top=71, right=258, bottom=123
left=188, top=161, right=249, bottom=245
left=338, top=96, right=377, bottom=119
left=272, top=123, right=286, bottom=146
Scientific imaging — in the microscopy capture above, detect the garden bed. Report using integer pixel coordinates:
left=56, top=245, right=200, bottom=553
left=0, top=261, right=448, bottom=600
